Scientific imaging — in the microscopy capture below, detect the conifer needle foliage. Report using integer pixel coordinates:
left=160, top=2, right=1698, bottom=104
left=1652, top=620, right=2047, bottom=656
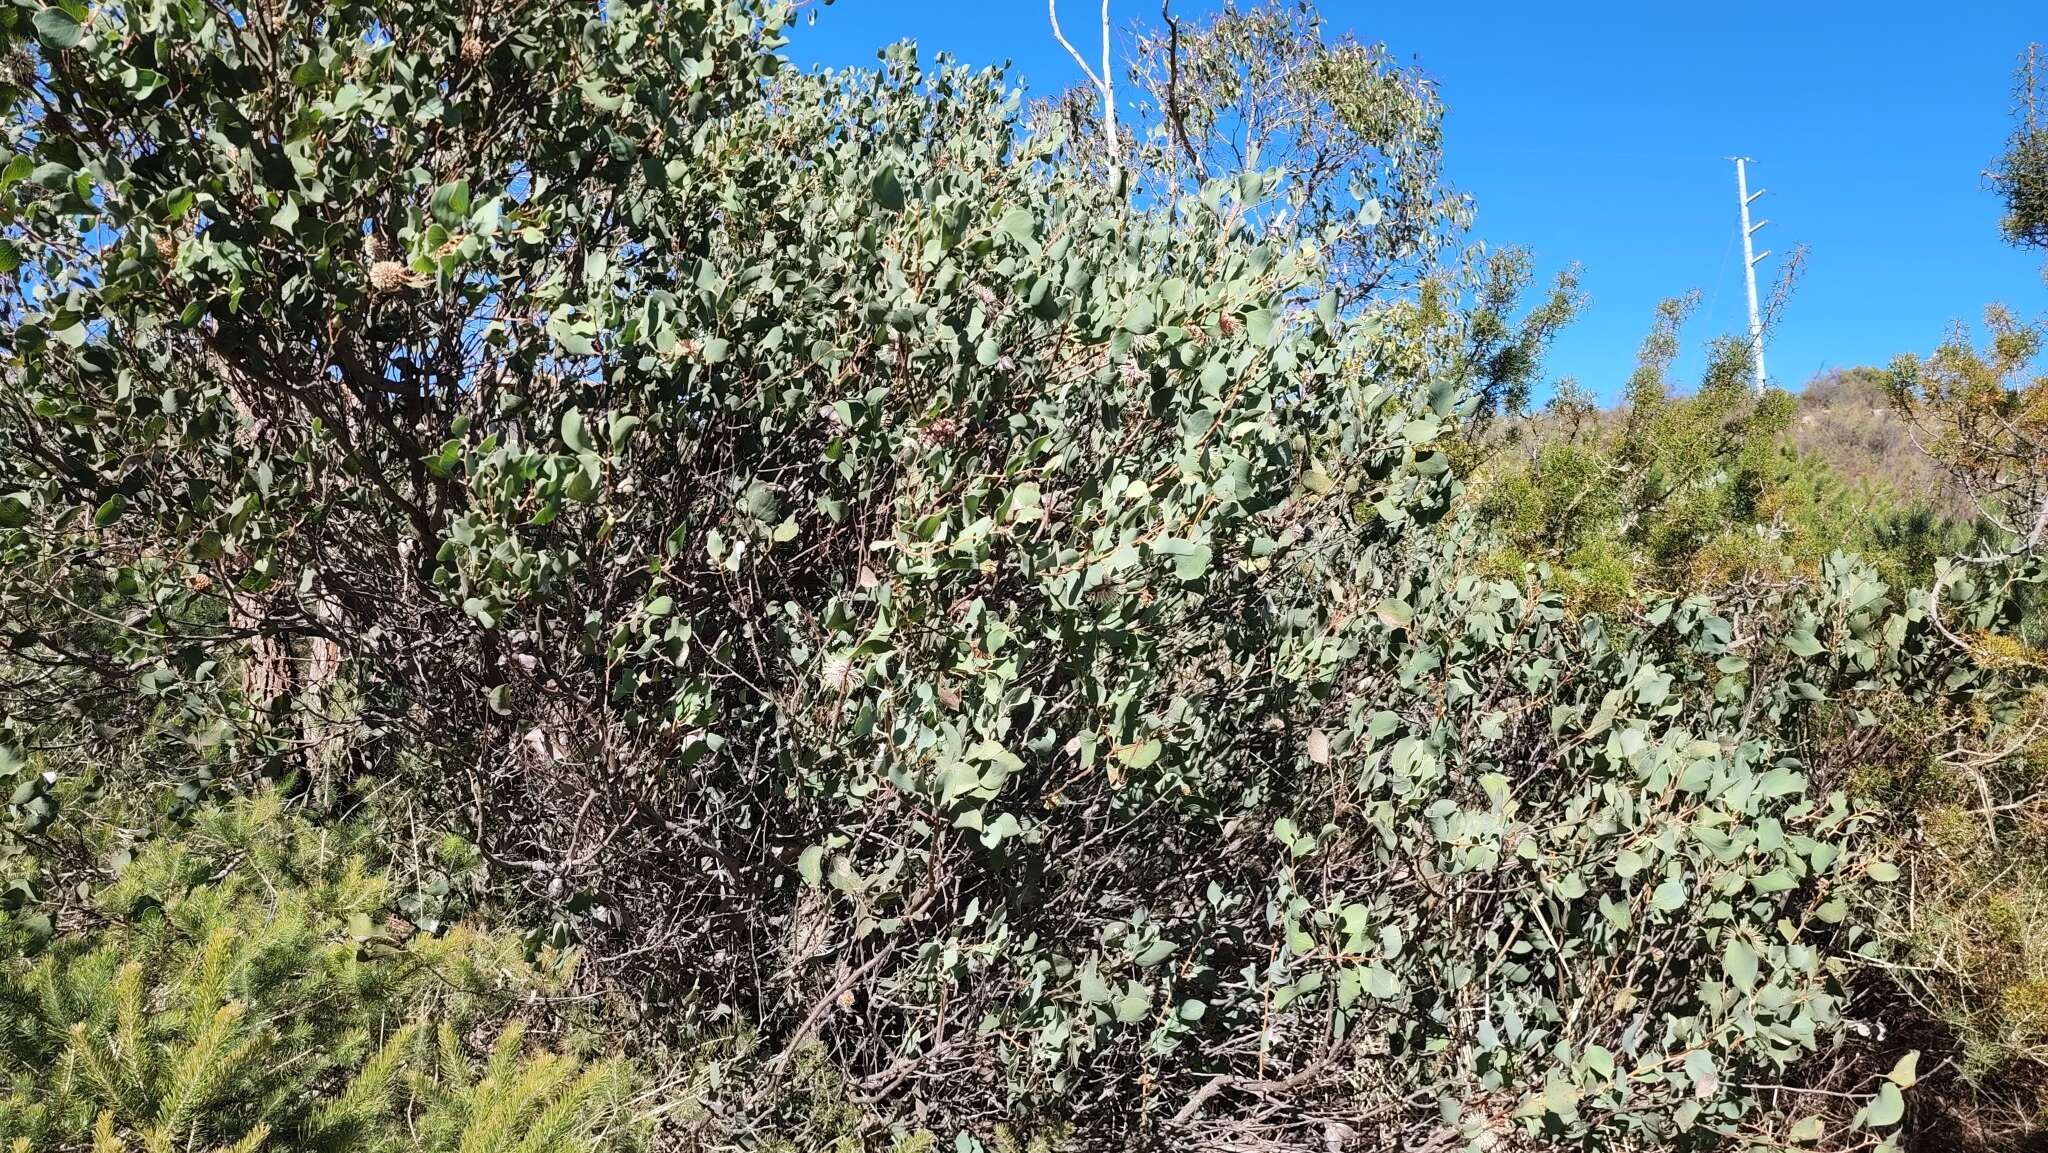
left=0, top=797, right=640, bottom=1153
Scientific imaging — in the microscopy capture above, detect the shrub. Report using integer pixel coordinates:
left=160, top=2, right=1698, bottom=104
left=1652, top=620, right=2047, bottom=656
left=1471, top=309, right=1968, bottom=605
left=0, top=0, right=2034, bottom=1147
left=0, top=795, right=641, bottom=1152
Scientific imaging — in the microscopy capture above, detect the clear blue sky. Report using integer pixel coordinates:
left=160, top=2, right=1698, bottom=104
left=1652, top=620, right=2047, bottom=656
left=787, top=1, right=2046, bottom=402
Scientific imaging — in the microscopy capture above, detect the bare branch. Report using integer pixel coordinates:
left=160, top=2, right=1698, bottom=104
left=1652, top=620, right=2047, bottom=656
left=1049, top=0, right=1119, bottom=169
left=1160, top=0, right=1205, bottom=181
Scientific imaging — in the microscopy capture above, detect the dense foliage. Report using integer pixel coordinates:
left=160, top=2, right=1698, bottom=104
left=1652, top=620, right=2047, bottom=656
left=0, top=796, right=639, bottom=1152
left=0, top=1, right=2044, bottom=1150
left=1993, top=44, right=2048, bottom=259
left=1471, top=305, right=1976, bottom=610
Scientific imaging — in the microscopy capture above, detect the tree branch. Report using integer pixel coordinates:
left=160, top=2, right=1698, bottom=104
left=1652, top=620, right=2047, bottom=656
left=1050, top=0, right=1119, bottom=171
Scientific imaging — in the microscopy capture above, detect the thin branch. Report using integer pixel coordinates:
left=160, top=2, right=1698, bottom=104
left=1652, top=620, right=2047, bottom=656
left=1160, top=0, right=1206, bottom=181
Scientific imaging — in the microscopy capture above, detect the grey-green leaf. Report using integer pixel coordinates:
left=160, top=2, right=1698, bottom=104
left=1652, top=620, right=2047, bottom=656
left=1723, top=934, right=1758, bottom=991
left=1886, top=1050, right=1920, bottom=1089
left=561, top=407, right=592, bottom=453
left=1113, top=986, right=1152, bottom=1024
left=1651, top=876, right=1686, bottom=911
left=33, top=7, right=84, bottom=50
left=1863, top=1080, right=1904, bottom=1127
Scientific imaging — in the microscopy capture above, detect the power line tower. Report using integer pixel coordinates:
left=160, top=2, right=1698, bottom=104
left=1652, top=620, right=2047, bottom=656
left=1731, top=157, right=1770, bottom=393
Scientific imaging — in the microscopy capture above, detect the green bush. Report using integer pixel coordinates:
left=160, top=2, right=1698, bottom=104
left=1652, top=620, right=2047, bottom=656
left=0, top=795, right=640, bottom=1152
left=1992, top=45, right=2048, bottom=258
left=1470, top=307, right=1969, bottom=606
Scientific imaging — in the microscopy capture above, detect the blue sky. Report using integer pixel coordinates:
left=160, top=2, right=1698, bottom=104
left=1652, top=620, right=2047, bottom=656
left=787, top=0, right=2046, bottom=402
